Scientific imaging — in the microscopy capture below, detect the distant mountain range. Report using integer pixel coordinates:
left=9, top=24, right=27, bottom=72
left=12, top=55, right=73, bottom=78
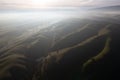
left=0, top=5, right=120, bottom=13
left=93, top=5, right=120, bottom=11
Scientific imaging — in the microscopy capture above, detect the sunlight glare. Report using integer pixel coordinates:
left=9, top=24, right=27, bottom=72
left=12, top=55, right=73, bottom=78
left=31, top=0, right=58, bottom=8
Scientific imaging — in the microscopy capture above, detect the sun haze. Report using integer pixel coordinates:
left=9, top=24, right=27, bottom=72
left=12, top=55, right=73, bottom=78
left=0, top=0, right=119, bottom=9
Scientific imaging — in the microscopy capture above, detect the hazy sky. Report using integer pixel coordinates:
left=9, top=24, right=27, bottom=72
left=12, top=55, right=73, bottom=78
left=0, top=0, right=120, bottom=9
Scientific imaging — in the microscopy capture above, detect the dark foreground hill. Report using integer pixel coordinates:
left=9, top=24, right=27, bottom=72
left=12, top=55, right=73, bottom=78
left=0, top=12, right=120, bottom=80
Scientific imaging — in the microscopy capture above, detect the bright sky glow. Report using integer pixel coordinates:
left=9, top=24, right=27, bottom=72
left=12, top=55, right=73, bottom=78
left=30, top=0, right=59, bottom=8
left=0, top=0, right=119, bottom=9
